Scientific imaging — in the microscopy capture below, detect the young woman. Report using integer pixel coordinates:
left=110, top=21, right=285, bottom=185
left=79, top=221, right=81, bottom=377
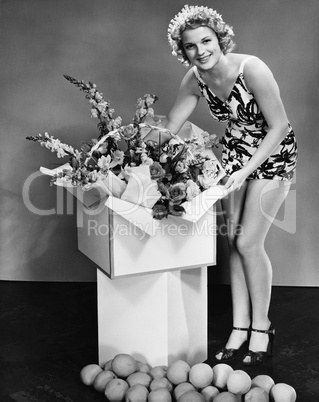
left=147, top=5, right=297, bottom=365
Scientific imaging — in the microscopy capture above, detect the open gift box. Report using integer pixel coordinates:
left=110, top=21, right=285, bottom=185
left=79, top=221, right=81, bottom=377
left=41, top=160, right=229, bottom=279
left=76, top=185, right=229, bottom=278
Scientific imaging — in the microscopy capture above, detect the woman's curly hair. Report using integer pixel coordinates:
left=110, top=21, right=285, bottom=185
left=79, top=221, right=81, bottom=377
left=168, top=5, right=235, bottom=67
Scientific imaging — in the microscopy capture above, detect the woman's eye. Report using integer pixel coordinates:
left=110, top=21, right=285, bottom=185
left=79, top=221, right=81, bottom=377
left=203, top=39, right=211, bottom=44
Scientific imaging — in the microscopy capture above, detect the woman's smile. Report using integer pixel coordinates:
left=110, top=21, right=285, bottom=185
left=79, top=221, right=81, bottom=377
left=197, top=54, right=211, bottom=64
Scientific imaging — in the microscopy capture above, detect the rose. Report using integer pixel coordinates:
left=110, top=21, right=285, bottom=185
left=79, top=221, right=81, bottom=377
left=149, top=162, right=166, bottom=180
left=169, top=182, right=186, bottom=204
left=185, top=179, right=201, bottom=201
left=153, top=203, right=169, bottom=220
left=122, top=125, right=138, bottom=140
left=175, top=160, right=188, bottom=173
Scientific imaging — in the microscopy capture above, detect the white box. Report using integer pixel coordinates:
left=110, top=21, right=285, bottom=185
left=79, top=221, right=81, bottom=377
left=97, top=267, right=207, bottom=366
left=76, top=185, right=227, bottom=278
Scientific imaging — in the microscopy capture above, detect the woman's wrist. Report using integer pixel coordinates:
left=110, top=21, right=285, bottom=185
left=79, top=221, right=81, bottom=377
left=143, top=129, right=171, bottom=144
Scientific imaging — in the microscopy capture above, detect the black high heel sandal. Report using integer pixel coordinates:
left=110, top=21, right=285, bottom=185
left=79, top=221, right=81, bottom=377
left=242, top=324, right=275, bottom=366
left=215, top=327, right=250, bottom=362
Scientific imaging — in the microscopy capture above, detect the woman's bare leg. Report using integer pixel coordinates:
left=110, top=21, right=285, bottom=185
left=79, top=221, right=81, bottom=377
left=216, top=181, right=251, bottom=358
left=236, top=179, right=290, bottom=361
left=216, top=178, right=291, bottom=360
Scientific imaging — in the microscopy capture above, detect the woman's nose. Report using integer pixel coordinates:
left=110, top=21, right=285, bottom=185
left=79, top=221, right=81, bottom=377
left=197, top=45, right=205, bottom=55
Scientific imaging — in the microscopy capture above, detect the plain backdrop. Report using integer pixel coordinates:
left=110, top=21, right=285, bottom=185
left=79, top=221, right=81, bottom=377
left=1, top=0, right=318, bottom=284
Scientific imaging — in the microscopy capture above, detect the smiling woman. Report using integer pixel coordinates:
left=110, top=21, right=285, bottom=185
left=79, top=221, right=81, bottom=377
left=161, top=4, right=298, bottom=367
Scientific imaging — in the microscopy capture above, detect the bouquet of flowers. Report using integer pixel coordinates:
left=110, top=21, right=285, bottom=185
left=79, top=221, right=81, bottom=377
left=27, top=75, right=225, bottom=219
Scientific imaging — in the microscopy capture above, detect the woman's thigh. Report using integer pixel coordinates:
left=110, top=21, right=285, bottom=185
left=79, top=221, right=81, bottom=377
left=238, top=179, right=291, bottom=250
left=220, top=180, right=248, bottom=244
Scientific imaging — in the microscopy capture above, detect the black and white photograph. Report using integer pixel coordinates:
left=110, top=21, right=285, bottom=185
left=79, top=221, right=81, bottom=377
left=1, top=0, right=318, bottom=401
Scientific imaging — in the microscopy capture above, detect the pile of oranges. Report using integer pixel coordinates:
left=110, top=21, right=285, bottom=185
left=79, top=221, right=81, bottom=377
left=80, top=353, right=297, bottom=401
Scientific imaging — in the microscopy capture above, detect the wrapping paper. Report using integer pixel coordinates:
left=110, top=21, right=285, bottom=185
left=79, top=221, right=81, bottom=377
left=121, top=165, right=161, bottom=209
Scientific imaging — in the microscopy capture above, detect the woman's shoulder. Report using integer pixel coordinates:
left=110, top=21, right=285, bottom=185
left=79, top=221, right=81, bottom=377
left=227, top=53, right=262, bottom=69
left=235, top=54, right=277, bottom=94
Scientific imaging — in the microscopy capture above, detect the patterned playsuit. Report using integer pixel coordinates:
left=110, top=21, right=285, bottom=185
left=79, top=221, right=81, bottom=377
left=193, top=56, right=297, bottom=180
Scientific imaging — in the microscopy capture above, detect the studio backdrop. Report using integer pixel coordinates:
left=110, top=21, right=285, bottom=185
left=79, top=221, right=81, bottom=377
left=1, top=0, right=318, bottom=285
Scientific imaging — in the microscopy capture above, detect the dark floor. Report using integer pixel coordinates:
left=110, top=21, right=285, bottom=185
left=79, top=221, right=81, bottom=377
left=0, top=281, right=318, bottom=402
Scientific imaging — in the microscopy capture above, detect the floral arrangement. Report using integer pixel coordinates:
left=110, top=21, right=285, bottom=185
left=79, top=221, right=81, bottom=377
left=27, top=76, right=224, bottom=219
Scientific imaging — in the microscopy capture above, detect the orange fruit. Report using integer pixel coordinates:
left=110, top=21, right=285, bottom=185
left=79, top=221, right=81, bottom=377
left=177, top=390, right=205, bottom=401
left=174, top=382, right=196, bottom=400
left=125, top=384, right=149, bottom=402
left=148, top=387, right=172, bottom=402
left=244, top=386, right=268, bottom=401
left=212, top=364, right=233, bottom=390
left=111, top=353, right=137, bottom=378
left=201, top=385, right=219, bottom=401
left=104, top=359, right=113, bottom=371
left=136, top=361, right=152, bottom=374
left=126, top=372, right=152, bottom=388
left=104, top=378, right=129, bottom=401
left=270, top=383, right=297, bottom=402
left=189, top=363, right=214, bottom=389
left=166, top=360, right=190, bottom=385
left=251, top=374, right=275, bottom=393
left=150, top=365, right=168, bottom=378
left=150, top=377, right=173, bottom=392
left=80, top=364, right=103, bottom=386
left=93, top=370, right=117, bottom=392
left=227, top=370, right=251, bottom=395
left=213, top=392, right=238, bottom=402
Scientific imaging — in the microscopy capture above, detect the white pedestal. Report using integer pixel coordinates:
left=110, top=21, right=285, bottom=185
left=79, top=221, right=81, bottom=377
left=75, top=190, right=225, bottom=366
left=97, top=267, right=207, bottom=367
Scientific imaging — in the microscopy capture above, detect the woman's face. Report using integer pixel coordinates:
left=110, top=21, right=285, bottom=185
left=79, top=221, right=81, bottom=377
left=182, top=26, right=222, bottom=70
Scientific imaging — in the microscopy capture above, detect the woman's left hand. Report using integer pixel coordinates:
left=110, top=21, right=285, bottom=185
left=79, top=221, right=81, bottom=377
left=224, top=169, right=249, bottom=191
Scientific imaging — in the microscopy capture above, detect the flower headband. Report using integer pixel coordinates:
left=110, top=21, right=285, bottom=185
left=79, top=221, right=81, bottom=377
left=167, top=5, right=235, bottom=66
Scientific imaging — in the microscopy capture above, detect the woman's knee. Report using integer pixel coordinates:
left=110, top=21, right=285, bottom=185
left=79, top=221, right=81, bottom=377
left=235, top=234, right=263, bottom=257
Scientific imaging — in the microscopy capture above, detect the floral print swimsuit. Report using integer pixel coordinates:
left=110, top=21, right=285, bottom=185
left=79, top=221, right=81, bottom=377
left=193, top=56, right=297, bottom=181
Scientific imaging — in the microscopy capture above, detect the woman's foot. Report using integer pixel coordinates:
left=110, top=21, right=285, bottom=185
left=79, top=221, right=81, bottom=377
left=215, top=327, right=250, bottom=362
left=242, top=323, right=275, bottom=366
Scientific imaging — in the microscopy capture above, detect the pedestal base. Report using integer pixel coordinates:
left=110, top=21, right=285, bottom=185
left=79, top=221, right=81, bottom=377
left=97, top=267, right=207, bottom=367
